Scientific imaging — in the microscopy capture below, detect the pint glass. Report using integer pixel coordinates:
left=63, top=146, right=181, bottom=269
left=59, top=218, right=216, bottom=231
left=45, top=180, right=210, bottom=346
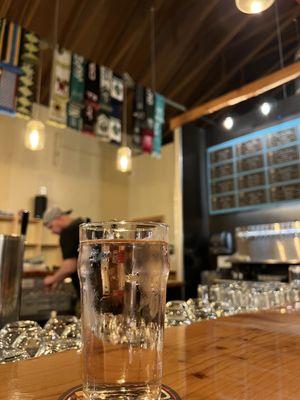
left=78, top=221, right=169, bottom=399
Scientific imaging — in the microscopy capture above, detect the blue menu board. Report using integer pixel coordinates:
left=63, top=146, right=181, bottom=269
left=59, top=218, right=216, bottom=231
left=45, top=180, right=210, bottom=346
left=207, top=117, right=300, bottom=215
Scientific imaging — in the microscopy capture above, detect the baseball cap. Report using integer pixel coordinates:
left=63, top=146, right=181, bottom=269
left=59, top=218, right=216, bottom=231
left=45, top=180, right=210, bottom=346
left=43, top=206, right=73, bottom=226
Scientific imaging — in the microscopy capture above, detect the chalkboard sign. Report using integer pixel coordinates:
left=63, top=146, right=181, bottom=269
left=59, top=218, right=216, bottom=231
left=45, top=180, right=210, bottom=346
left=207, top=118, right=300, bottom=215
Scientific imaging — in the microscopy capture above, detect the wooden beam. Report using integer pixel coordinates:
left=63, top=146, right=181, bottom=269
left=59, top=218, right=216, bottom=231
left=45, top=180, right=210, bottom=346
left=170, top=61, right=300, bottom=130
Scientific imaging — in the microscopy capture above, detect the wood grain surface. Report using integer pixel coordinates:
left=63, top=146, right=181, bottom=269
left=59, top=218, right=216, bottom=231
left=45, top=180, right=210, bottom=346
left=1, top=311, right=300, bottom=399
left=170, top=61, right=300, bottom=130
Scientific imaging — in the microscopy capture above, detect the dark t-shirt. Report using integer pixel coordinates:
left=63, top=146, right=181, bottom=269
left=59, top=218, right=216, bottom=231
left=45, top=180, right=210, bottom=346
left=60, top=218, right=84, bottom=295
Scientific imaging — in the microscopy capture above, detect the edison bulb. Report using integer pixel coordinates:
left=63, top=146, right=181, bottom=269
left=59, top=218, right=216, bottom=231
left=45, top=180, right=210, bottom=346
left=235, top=0, right=275, bottom=14
left=25, top=120, right=45, bottom=151
left=116, top=146, right=132, bottom=173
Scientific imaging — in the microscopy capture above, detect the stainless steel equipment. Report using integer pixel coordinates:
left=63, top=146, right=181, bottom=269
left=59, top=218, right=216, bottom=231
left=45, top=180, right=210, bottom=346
left=232, top=221, right=300, bottom=264
left=0, top=211, right=29, bottom=328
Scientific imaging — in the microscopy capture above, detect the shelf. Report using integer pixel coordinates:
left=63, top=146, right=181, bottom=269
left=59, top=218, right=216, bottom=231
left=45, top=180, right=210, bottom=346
left=25, top=242, right=39, bottom=247
left=0, top=215, right=41, bottom=223
left=41, top=243, right=60, bottom=247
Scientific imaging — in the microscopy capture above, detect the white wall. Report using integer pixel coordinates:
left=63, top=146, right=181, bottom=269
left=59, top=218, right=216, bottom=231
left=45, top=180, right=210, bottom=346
left=0, top=108, right=178, bottom=272
left=128, top=143, right=176, bottom=270
left=0, top=106, right=129, bottom=220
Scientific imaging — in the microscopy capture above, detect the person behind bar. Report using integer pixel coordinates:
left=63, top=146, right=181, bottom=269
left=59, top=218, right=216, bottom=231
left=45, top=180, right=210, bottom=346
left=43, top=206, right=86, bottom=295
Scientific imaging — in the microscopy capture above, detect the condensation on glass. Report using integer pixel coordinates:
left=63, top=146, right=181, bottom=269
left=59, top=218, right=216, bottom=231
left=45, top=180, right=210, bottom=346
left=78, top=221, right=169, bottom=400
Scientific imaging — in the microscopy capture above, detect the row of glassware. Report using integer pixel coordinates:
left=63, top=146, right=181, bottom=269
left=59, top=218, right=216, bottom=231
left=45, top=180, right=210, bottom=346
left=1, top=281, right=299, bottom=363
left=0, top=313, right=81, bottom=364
left=165, top=280, right=300, bottom=327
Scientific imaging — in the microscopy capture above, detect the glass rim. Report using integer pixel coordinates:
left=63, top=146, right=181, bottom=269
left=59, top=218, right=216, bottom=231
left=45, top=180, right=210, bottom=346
left=80, top=220, right=169, bottom=231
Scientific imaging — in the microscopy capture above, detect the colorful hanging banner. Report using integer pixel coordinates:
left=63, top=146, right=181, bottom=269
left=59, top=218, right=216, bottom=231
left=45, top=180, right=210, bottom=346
left=69, top=53, right=85, bottom=103
left=82, top=100, right=98, bottom=134
left=145, top=88, right=155, bottom=130
left=0, top=67, right=18, bottom=113
left=99, top=65, right=112, bottom=113
left=154, top=93, right=165, bottom=124
left=67, top=53, right=85, bottom=131
left=67, top=102, right=83, bottom=131
left=111, top=75, right=124, bottom=102
left=0, top=19, right=22, bottom=68
left=151, top=93, right=165, bottom=158
left=16, top=29, right=40, bottom=119
left=85, top=61, right=99, bottom=103
left=152, top=121, right=162, bottom=158
left=95, top=111, right=110, bottom=140
left=109, top=116, right=122, bottom=143
left=48, top=46, right=71, bottom=128
left=141, top=129, right=153, bottom=153
left=133, top=84, right=145, bottom=121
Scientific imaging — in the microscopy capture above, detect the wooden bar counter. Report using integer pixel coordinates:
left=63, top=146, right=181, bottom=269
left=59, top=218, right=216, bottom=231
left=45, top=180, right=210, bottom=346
left=1, top=311, right=300, bottom=399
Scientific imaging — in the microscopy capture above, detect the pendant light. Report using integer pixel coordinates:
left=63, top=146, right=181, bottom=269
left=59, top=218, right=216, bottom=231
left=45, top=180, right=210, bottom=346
left=24, top=43, right=45, bottom=151
left=116, top=146, right=132, bottom=173
left=235, top=0, right=275, bottom=14
left=116, top=74, right=132, bottom=173
left=24, top=120, right=45, bottom=151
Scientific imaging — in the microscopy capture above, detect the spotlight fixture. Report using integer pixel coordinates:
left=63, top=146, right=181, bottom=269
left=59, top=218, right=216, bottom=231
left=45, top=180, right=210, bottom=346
left=235, top=0, right=275, bottom=14
left=260, top=101, right=272, bottom=116
left=223, top=116, right=234, bottom=130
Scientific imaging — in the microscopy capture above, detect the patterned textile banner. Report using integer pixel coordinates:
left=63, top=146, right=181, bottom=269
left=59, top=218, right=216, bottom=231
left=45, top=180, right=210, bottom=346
left=152, top=94, right=165, bottom=158
left=48, top=46, right=71, bottom=128
left=0, top=17, right=169, bottom=160
left=132, top=85, right=165, bottom=156
left=0, top=19, right=22, bottom=68
left=0, top=19, right=22, bottom=114
left=0, top=68, right=18, bottom=113
left=95, top=66, right=112, bottom=139
left=16, top=30, right=40, bottom=118
left=67, top=53, right=85, bottom=131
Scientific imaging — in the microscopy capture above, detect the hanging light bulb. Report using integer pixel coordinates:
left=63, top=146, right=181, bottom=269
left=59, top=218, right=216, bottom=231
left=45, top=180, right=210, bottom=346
left=25, top=120, right=46, bottom=151
left=222, top=116, right=234, bottom=130
left=116, top=146, right=132, bottom=173
left=24, top=33, right=46, bottom=151
left=235, top=0, right=275, bottom=14
left=116, top=73, right=133, bottom=173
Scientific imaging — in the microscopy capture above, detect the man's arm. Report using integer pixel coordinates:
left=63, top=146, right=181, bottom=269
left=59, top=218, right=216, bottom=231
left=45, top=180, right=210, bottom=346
left=44, top=258, right=77, bottom=289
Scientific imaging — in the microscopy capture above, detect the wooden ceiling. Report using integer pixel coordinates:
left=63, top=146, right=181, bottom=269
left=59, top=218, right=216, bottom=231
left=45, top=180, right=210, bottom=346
left=1, top=0, right=300, bottom=116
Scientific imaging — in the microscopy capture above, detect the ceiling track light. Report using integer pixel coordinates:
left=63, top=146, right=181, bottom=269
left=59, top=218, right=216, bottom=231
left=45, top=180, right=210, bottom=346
left=223, top=116, right=234, bottom=130
left=260, top=101, right=272, bottom=116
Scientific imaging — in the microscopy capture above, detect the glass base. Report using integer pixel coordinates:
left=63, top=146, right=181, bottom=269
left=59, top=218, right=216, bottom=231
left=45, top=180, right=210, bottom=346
left=58, top=384, right=180, bottom=400
left=85, top=383, right=159, bottom=399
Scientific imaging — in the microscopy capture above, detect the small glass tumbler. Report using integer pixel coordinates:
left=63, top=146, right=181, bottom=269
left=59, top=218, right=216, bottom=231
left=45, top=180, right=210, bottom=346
left=78, top=221, right=169, bottom=400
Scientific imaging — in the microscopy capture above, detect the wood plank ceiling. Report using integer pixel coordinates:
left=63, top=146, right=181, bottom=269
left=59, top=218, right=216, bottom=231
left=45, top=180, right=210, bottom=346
left=0, top=0, right=300, bottom=119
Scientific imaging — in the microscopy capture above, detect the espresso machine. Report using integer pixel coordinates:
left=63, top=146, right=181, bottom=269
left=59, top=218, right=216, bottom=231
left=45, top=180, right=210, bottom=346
left=0, top=211, right=29, bottom=328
